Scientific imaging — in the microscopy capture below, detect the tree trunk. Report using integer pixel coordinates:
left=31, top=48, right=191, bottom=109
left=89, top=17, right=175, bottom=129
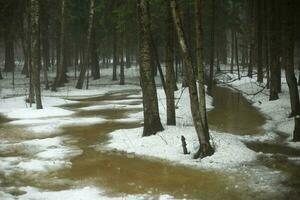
left=269, top=0, right=279, bottom=101
left=207, top=0, right=215, bottom=95
left=120, top=34, right=125, bottom=85
left=256, top=0, right=263, bottom=83
left=52, top=0, right=66, bottom=91
left=91, top=24, right=100, bottom=80
left=283, top=0, right=300, bottom=141
left=75, top=0, right=95, bottom=89
left=165, top=2, right=176, bottom=125
left=40, top=0, right=50, bottom=89
left=31, top=0, right=43, bottom=109
left=4, top=21, right=15, bottom=72
left=230, top=29, right=234, bottom=74
left=235, top=32, right=240, bottom=80
left=195, top=0, right=212, bottom=158
left=170, top=0, right=214, bottom=158
left=112, top=27, right=118, bottom=81
left=137, top=0, right=163, bottom=136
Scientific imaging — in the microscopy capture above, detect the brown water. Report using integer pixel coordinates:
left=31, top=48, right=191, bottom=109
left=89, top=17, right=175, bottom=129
left=208, top=86, right=266, bottom=135
left=0, top=88, right=299, bottom=199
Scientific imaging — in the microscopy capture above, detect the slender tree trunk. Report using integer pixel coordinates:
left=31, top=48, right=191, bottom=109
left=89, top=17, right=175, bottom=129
left=165, top=2, right=176, bottom=125
left=256, top=0, right=263, bottom=83
left=230, top=29, right=234, bottom=74
left=40, top=0, right=50, bottom=89
left=170, top=0, right=214, bottom=158
left=137, top=0, right=163, bottom=136
left=195, top=0, right=212, bottom=158
left=283, top=0, right=300, bottom=142
left=112, top=28, right=118, bottom=81
left=75, top=0, right=95, bottom=89
left=269, top=0, right=279, bottom=101
left=248, top=0, right=254, bottom=78
left=52, top=0, right=66, bottom=91
left=31, top=0, right=43, bottom=109
left=91, top=24, right=100, bottom=80
left=4, top=21, right=15, bottom=72
left=235, top=32, right=240, bottom=80
left=120, top=34, right=125, bottom=85
left=207, top=0, right=215, bottom=95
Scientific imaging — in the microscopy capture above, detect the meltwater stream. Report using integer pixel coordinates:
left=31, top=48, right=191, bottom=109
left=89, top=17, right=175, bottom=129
left=0, top=87, right=299, bottom=199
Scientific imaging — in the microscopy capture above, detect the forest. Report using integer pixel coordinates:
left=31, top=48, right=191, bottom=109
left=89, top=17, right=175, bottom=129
left=0, top=0, right=300, bottom=199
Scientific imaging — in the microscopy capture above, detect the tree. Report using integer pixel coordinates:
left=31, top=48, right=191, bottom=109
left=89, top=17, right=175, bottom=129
left=195, top=0, right=211, bottom=158
left=75, top=0, right=95, bottom=89
left=137, top=0, right=164, bottom=136
left=283, top=0, right=300, bottom=141
left=207, top=0, right=215, bottom=95
left=52, top=0, right=66, bottom=91
left=40, top=0, right=50, bottom=89
left=165, top=1, right=176, bottom=125
left=269, top=0, right=280, bottom=101
left=170, top=0, right=214, bottom=158
left=31, top=0, right=43, bottom=109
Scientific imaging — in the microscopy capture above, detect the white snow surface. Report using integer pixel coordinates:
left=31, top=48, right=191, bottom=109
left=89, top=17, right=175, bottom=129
left=105, top=126, right=256, bottom=170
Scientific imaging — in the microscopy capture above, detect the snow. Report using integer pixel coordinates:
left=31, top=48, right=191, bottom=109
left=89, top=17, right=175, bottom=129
left=10, top=117, right=107, bottom=134
left=105, top=126, right=256, bottom=170
left=13, top=186, right=174, bottom=200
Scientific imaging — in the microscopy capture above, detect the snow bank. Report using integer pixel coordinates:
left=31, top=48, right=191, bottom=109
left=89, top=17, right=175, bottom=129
left=104, top=126, right=256, bottom=170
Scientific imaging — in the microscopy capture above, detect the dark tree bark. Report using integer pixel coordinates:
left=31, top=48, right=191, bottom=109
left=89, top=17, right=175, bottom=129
left=269, top=0, right=279, bottom=101
left=165, top=2, right=176, bottom=125
left=4, top=14, right=15, bottom=73
left=195, top=0, right=211, bottom=158
left=76, top=0, right=95, bottom=89
left=40, top=0, right=50, bottom=89
left=31, top=0, right=43, bottom=109
left=91, top=24, right=100, bottom=80
left=170, top=0, right=214, bottom=158
left=235, top=33, right=240, bottom=80
left=256, top=0, right=263, bottom=83
left=137, top=0, right=163, bottom=136
left=207, top=0, right=215, bottom=95
left=52, top=0, right=66, bottom=91
left=112, top=27, right=118, bottom=81
left=248, top=0, right=254, bottom=78
left=283, top=0, right=300, bottom=141
left=120, top=34, right=125, bottom=85
left=230, top=29, right=234, bottom=74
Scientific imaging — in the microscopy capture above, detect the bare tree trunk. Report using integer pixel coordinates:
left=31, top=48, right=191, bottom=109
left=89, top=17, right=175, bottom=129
left=120, top=34, right=125, bottom=85
left=283, top=0, right=300, bottom=141
left=195, top=0, right=212, bottom=158
left=165, top=2, right=176, bottom=125
left=256, top=0, right=263, bottom=83
left=207, top=0, right=215, bottom=95
left=52, top=0, right=66, bottom=91
left=230, top=29, right=234, bottom=74
left=4, top=19, right=15, bottom=72
left=170, top=0, right=214, bottom=158
left=31, top=0, right=43, bottom=109
left=91, top=23, right=100, bottom=80
left=235, top=32, right=240, bottom=80
left=40, top=0, right=50, bottom=89
left=112, top=27, right=118, bottom=81
left=75, top=0, right=95, bottom=89
left=269, top=0, right=279, bottom=101
left=137, top=0, right=163, bottom=136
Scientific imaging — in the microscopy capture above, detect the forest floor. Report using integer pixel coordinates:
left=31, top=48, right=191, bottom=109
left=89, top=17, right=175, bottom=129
left=0, top=64, right=299, bottom=199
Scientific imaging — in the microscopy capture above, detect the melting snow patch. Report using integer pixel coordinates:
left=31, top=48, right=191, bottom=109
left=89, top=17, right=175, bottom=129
left=103, top=126, right=256, bottom=170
